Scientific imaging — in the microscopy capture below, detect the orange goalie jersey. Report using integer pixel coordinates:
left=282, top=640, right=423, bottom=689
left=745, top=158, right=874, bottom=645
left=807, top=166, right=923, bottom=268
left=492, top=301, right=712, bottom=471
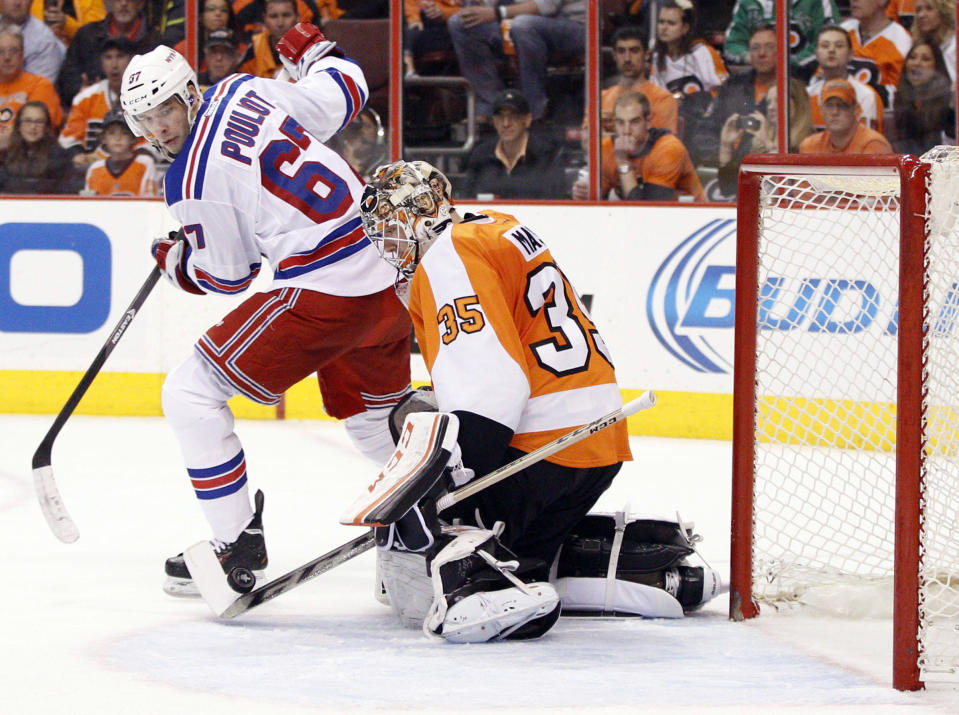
left=407, top=210, right=632, bottom=468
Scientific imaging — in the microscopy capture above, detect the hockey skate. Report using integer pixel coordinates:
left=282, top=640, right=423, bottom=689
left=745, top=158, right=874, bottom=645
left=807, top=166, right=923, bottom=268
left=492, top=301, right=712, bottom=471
left=163, top=490, right=268, bottom=597
left=436, top=580, right=560, bottom=643
left=423, top=524, right=561, bottom=643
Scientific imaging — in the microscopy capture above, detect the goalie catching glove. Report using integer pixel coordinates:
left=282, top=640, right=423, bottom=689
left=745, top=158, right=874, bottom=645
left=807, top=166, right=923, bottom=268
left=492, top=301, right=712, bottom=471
left=277, top=22, right=343, bottom=81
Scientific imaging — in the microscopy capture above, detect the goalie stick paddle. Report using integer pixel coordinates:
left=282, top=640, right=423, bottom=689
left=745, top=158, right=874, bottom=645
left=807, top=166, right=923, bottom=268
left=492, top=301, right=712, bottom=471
left=190, top=390, right=656, bottom=619
left=32, top=265, right=162, bottom=543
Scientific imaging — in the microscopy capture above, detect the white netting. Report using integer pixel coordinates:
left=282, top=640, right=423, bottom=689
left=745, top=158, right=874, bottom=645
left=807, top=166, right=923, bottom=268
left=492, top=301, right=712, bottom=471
left=747, top=150, right=959, bottom=682
left=917, top=147, right=959, bottom=678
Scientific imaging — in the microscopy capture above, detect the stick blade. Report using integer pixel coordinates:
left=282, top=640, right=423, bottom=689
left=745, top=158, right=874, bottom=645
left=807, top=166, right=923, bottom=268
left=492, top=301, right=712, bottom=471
left=33, top=466, right=79, bottom=543
left=183, top=541, right=243, bottom=618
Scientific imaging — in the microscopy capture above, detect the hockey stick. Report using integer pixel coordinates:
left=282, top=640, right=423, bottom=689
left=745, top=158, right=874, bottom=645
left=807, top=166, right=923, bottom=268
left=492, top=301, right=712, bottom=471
left=435, top=389, right=656, bottom=511
left=188, top=390, right=656, bottom=618
left=32, top=265, right=162, bottom=543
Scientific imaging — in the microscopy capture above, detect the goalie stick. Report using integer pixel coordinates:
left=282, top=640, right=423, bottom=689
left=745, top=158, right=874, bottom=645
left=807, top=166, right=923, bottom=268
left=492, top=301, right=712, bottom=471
left=32, top=265, right=162, bottom=543
left=186, top=390, right=656, bottom=618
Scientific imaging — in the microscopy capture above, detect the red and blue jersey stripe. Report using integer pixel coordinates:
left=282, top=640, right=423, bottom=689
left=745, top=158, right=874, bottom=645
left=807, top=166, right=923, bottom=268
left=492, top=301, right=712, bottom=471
left=325, top=62, right=367, bottom=133
left=274, top=217, right=369, bottom=280
left=195, top=288, right=300, bottom=404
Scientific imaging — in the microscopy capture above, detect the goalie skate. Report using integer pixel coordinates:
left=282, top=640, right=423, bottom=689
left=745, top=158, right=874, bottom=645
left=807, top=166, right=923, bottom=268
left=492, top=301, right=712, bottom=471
left=434, top=581, right=560, bottom=644
left=422, top=524, right=560, bottom=643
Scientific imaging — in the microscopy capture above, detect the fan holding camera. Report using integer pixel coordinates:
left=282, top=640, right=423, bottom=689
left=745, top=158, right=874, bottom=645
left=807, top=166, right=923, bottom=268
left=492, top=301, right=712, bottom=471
left=719, top=110, right=770, bottom=161
left=715, top=79, right=815, bottom=199
left=716, top=108, right=771, bottom=193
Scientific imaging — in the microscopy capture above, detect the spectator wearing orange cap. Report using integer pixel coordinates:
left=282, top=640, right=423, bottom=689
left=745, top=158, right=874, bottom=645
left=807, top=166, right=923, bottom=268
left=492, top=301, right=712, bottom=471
left=798, top=78, right=893, bottom=154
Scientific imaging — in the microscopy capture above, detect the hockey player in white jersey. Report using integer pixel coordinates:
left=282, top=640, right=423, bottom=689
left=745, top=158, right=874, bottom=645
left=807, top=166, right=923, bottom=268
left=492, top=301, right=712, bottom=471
left=119, top=24, right=412, bottom=596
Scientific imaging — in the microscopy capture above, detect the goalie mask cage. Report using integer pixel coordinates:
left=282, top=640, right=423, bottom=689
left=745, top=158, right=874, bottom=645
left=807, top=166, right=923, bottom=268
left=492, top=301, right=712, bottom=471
left=731, top=151, right=959, bottom=692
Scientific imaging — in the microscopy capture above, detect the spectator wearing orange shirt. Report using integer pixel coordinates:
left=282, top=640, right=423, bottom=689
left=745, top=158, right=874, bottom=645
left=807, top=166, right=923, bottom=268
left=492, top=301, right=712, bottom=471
left=593, top=24, right=678, bottom=135
left=31, top=0, right=107, bottom=47
left=238, top=0, right=296, bottom=78
left=572, top=91, right=704, bottom=202
left=806, top=24, right=884, bottom=132
left=886, top=0, right=915, bottom=30
left=59, top=36, right=134, bottom=167
left=798, top=78, right=894, bottom=153
left=842, top=0, right=912, bottom=107
left=82, top=108, right=158, bottom=195
left=1, top=0, right=65, bottom=83
left=0, top=24, right=63, bottom=151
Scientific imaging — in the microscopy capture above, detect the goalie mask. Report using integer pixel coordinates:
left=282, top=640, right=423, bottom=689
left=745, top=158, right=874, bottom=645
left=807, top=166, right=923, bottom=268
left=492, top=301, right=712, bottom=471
left=360, top=160, right=454, bottom=279
left=120, top=46, right=199, bottom=159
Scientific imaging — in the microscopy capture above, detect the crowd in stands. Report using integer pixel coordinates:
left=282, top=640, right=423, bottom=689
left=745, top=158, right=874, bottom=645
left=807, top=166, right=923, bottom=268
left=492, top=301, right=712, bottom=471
left=0, top=0, right=954, bottom=201
left=404, top=0, right=955, bottom=202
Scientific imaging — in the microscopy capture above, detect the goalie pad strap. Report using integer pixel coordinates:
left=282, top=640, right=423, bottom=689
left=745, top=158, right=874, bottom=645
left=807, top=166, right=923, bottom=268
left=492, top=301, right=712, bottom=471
left=603, top=509, right=628, bottom=613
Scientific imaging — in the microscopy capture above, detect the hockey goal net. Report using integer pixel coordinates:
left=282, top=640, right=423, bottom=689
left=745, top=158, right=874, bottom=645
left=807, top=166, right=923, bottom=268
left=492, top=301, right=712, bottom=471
left=731, top=150, right=959, bottom=691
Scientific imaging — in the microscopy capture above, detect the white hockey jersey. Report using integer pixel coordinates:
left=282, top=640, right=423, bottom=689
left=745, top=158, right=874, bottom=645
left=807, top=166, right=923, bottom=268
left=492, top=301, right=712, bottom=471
left=651, top=41, right=728, bottom=96
left=162, top=56, right=395, bottom=297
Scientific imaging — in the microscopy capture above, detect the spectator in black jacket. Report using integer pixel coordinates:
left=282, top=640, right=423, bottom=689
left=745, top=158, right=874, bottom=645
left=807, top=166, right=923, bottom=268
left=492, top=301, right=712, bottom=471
left=460, top=88, right=565, bottom=199
left=56, top=0, right=158, bottom=108
left=690, top=23, right=776, bottom=167
left=892, top=39, right=955, bottom=155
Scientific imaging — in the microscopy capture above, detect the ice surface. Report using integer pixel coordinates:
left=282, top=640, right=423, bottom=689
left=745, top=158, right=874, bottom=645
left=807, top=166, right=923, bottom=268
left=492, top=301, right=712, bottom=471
left=2, top=414, right=956, bottom=714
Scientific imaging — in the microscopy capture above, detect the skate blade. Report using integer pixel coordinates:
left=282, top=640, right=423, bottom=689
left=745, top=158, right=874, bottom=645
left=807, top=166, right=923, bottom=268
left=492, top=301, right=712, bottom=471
left=163, top=578, right=201, bottom=598
left=163, top=571, right=265, bottom=599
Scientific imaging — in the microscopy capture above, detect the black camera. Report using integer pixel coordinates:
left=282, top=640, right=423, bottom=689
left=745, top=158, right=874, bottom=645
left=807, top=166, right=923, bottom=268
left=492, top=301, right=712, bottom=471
left=737, top=115, right=761, bottom=132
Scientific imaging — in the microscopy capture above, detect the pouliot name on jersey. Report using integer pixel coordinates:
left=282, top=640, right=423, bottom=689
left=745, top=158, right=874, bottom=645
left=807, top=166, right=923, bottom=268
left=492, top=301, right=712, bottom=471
left=220, top=89, right=277, bottom=166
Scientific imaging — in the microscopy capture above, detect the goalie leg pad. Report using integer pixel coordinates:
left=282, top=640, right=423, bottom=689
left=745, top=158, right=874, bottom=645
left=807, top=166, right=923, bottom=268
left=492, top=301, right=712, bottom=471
left=423, top=525, right=560, bottom=643
left=555, top=509, right=723, bottom=616
left=377, top=548, right=434, bottom=628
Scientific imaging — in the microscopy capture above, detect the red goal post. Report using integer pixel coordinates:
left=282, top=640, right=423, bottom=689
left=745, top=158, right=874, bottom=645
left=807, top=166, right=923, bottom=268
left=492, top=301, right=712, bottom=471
left=730, top=152, right=959, bottom=691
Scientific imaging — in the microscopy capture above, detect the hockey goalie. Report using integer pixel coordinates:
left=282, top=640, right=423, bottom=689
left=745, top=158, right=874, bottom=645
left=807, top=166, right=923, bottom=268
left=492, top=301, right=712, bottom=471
left=362, top=390, right=722, bottom=643
left=353, top=161, right=721, bottom=642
